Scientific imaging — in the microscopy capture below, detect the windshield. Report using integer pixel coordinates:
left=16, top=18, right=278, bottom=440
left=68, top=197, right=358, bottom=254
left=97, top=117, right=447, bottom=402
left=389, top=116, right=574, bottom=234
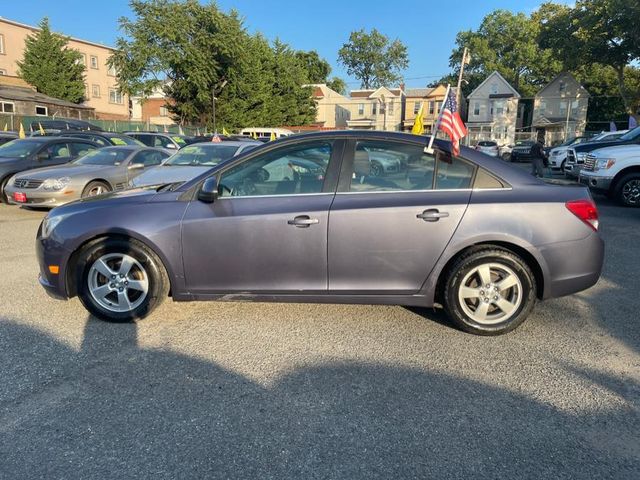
left=165, top=144, right=239, bottom=166
left=73, top=148, right=131, bottom=166
left=0, top=140, right=44, bottom=158
left=109, top=135, right=144, bottom=146
left=619, top=126, right=640, bottom=141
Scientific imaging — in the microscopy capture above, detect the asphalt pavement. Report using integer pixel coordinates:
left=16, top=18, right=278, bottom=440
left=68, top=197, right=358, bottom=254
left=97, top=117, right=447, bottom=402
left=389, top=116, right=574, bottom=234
left=0, top=177, right=639, bottom=479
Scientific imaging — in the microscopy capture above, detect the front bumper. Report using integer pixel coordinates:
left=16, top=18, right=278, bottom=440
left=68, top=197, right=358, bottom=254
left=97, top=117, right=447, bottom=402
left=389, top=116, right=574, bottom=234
left=5, top=185, right=80, bottom=207
left=36, top=223, right=72, bottom=300
left=578, top=171, right=613, bottom=194
left=563, top=164, right=581, bottom=178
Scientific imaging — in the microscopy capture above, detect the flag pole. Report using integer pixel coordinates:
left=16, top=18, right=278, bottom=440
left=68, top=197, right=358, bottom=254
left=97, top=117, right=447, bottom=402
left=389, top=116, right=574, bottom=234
left=455, top=47, right=468, bottom=108
left=425, top=83, right=451, bottom=154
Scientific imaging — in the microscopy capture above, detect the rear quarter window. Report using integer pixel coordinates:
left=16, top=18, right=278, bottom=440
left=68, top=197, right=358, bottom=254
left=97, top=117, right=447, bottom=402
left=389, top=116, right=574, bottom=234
left=474, top=168, right=506, bottom=189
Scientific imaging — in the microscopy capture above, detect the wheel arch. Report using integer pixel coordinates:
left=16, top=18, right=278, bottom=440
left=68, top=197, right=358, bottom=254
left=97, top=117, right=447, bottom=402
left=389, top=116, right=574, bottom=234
left=65, top=232, right=174, bottom=299
left=83, top=178, right=113, bottom=194
left=610, top=166, right=640, bottom=193
left=433, top=241, right=546, bottom=305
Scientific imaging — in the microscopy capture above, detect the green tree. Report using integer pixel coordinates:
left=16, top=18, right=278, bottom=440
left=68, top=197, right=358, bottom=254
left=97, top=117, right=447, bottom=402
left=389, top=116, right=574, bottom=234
left=294, top=50, right=331, bottom=83
left=327, top=77, right=347, bottom=95
left=338, top=29, right=408, bottom=89
left=447, top=10, right=561, bottom=96
left=109, top=0, right=316, bottom=129
left=17, top=17, right=86, bottom=104
left=539, top=0, right=640, bottom=115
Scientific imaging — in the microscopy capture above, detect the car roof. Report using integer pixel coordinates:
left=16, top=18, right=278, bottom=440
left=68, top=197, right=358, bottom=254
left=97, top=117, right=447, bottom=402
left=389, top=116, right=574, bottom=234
left=183, top=141, right=261, bottom=148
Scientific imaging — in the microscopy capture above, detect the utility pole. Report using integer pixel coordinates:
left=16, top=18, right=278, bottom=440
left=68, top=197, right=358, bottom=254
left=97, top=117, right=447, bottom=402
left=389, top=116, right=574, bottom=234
left=456, top=47, right=470, bottom=107
left=565, top=92, right=578, bottom=142
left=211, top=79, right=228, bottom=134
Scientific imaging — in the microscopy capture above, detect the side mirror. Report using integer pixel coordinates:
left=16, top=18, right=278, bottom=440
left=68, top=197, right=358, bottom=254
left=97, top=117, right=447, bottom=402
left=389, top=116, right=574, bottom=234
left=166, top=143, right=177, bottom=150
left=198, top=177, right=219, bottom=203
left=128, top=163, right=144, bottom=170
left=36, top=151, right=50, bottom=161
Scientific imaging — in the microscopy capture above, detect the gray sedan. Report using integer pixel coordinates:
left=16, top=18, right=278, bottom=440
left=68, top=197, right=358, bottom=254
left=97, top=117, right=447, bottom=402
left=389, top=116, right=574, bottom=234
left=6, top=146, right=170, bottom=207
left=129, top=141, right=262, bottom=188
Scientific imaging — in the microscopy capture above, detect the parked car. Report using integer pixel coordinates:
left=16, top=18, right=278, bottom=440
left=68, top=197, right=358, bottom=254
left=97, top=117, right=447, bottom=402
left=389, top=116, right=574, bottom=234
left=129, top=141, right=262, bottom=188
left=36, top=131, right=604, bottom=336
left=240, top=127, right=294, bottom=140
left=474, top=141, right=499, bottom=157
left=547, top=136, right=593, bottom=171
left=0, top=137, right=100, bottom=203
left=123, top=132, right=191, bottom=151
left=30, top=119, right=103, bottom=132
left=58, top=131, right=144, bottom=147
left=0, top=132, right=18, bottom=146
left=509, top=140, right=536, bottom=162
left=578, top=144, right=640, bottom=206
left=565, top=126, right=640, bottom=179
left=6, top=146, right=169, bottom=208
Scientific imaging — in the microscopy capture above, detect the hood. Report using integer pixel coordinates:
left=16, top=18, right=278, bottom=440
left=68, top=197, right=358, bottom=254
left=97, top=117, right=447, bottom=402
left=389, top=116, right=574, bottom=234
left=588, top=144, right=640, bottom=158
left=49, top=185, right=164, bottom=217
left=14, top=163, right=115, bottom=180
left=550, top=146, right=568, bottom=154
left=573, top=138, right=627, bottom=153
left=0, top=156, right=21, bottom=164
left=130, top=165, right=211, bottom=187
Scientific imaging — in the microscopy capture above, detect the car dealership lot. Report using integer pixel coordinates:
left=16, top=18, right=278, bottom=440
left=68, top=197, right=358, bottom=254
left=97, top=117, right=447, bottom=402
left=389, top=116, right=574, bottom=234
left=0, top=200, right=639, bottom=479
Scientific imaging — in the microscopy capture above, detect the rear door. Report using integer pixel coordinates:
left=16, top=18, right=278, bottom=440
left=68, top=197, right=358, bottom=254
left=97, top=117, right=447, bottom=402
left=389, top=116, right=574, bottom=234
left=328, top=138, right=474, bottom=293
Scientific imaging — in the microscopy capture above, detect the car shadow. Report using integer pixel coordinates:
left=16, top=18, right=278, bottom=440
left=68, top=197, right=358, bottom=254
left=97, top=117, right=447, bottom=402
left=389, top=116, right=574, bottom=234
left=0, top=316, right=637, bottom=479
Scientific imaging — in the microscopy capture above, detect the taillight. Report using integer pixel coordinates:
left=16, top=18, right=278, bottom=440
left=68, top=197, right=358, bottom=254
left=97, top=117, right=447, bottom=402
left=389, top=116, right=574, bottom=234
left=566, top=199, right=599, bottom=231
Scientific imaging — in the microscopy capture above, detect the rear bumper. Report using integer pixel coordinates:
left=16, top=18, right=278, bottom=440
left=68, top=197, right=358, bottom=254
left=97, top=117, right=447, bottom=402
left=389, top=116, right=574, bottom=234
left=537, top=232, right=604, bottom=300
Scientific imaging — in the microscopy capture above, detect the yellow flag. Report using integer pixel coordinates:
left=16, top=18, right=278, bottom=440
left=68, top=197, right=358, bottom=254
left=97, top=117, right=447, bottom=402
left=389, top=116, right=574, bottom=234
left=3, top=123, right=7, bottom=132
left=251, top=130, right=258, bottom=140
left=39, top=122, right=45, bottom=135
left=136, top=125, right=140, bottom=132
left=270, top=131, right=277, bottom=141
left=411, top=103, right=425, bottom=135
left=19, top=123, right=26, bottom=139
left=222, top=127, right=230, bottom=136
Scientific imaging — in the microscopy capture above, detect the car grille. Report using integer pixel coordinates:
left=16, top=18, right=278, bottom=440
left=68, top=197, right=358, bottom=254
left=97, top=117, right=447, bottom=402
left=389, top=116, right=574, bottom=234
left=566, top=150, right=576, bottom=164
left=583, top=154, right=597, bottom=172
left=13, top=179, right=43, bottom=189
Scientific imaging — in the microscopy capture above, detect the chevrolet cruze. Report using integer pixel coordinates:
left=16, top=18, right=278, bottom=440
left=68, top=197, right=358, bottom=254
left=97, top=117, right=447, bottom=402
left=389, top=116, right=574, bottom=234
left=36, top=131, right=604, bottom=335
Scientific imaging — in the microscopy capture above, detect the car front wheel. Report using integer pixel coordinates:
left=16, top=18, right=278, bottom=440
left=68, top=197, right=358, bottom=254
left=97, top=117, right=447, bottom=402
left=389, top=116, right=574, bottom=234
left=77, top=238, right=169, bottom=322
left=615, top=173, right=640, bottom=207
left=443, top=247, right=537, bottom=335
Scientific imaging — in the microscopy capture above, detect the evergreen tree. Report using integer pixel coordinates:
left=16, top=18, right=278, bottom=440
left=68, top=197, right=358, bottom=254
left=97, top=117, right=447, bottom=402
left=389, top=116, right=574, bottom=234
left=17, top=18, right=86, bottom=104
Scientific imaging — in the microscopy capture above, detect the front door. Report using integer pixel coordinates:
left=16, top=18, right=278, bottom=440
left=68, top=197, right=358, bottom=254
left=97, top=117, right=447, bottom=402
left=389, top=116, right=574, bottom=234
left=181, top=139, right=342, bottom=293
left=328, top=139, right=473, bottom=293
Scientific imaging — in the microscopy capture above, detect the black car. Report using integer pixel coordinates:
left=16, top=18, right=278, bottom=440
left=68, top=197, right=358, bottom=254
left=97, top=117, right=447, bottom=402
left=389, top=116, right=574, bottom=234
left=58, top=131, right=143, bottom=147
left=30, top=119, right=103, bottom=132
left=509, top=141, right=536, bottom=162
left=0, top=137, right=100, bottom=203
left=565, top=126, right=640, bottom=178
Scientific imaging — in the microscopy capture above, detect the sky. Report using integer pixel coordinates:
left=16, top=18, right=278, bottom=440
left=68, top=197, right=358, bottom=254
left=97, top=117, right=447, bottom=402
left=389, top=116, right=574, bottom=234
left=1, top=0, right=559, bottom=89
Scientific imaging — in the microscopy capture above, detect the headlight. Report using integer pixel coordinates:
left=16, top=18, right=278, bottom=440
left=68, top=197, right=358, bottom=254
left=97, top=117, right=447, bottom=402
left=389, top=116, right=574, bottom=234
left=42, top=177, right=71, bottom=191
left=41, top=214, right=67, bottom=238
left=577, top=152, right=588, bottom=161
left=594, top=158, right=615, bottom=171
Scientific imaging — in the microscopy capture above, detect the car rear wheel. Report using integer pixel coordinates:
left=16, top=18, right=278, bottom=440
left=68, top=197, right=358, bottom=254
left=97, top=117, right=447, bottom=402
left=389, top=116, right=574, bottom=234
left=77, top=238, right=169, bottom=322
left=82, top=181, right=111, bottom=198
left=615, top=174, right=640, bottom=207
left=443, top=248, right=537, bottom=335
left=370, top=161, right=383, bottom=177
left=501, top=153, right=510, bottom=161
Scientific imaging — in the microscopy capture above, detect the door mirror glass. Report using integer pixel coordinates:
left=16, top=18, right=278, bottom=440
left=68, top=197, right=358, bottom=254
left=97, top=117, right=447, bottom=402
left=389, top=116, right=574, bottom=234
left=128, top=162, right=144, bottom=170
left=36, top=151, right=49, bottom=161
left=198, top=177, right=219, bottom=203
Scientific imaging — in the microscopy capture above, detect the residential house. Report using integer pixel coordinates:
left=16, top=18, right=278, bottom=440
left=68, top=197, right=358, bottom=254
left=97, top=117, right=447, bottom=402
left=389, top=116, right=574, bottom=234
left=531, top=72, right=589, bottom=145
left=0, top=75, right=94, bottom=128
left=131, top=85, right=173, bottom=127
left=466, top=71, right=520, bottom=146
left=346, top=87, right=405, bottom=131
left=305, top=84, right=350, bottom=129
left=0, top=17, right=129, bottom=120
left=403, top=84, right=466, bottom=133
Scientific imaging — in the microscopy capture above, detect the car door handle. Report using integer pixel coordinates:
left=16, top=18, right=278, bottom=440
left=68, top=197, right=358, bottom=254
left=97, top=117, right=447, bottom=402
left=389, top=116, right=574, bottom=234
left=287, top=215, right=319, bottom=228
left=417, top=209, right=449, bottom=222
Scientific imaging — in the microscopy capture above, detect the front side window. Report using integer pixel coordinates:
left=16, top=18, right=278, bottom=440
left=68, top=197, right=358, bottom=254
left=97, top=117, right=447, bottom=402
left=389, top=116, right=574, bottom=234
left=74, top=148, right=129, bottom=165
left=45, top=143, right=71, bottom=159
left=131, top=150, right=167, bottom=167
left=69, top=142, right=98, bottom=156
left=167, top=144, right=239, bottom=166
left=219, top=142, right=331, bottom=197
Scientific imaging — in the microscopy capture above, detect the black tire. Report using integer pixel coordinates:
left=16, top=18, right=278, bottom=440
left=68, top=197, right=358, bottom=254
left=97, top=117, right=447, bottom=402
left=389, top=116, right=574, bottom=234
left=0, top=175, right=10, bottom=203
left=370, top=161, right=383, bottom=177
left=443, top=247, right=537, bottom=335
left=501, top=153, right=511, bottom=162
left=614, top=173, right=640, bottom=207
left=76, top=238, right=169, bottom=322
left=81, top=181, right=111, bottom=198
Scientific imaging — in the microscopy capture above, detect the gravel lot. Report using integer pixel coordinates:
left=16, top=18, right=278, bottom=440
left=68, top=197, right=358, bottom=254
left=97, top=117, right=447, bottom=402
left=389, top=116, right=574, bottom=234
left=0, top=183, right=639, bottom=479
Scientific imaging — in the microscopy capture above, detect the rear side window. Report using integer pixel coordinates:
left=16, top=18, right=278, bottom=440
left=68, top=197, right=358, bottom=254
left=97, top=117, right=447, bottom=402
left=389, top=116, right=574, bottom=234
left=69, top=142, right=98, bottom=157
left=434, top=154, right=475, bottom=190
left=474, top=168, right=505, bottom=189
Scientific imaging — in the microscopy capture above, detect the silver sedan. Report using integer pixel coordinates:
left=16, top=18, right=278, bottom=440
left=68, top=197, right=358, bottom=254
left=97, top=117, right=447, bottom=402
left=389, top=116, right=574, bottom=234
left=5, top=146, right=170, bottom=208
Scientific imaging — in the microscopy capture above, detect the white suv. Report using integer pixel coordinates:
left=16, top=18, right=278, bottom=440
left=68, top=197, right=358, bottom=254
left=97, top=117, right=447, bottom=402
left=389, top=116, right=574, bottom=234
left=578, top=144, right=640, bottom=206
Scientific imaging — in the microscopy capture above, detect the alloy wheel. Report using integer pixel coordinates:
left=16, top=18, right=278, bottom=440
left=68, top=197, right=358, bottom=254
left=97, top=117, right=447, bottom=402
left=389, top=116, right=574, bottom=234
left=457, top=262, right=523, bottom=325
left=621, top=179, right=640, bottom=206
left=87, top=253, right=149, bottom=313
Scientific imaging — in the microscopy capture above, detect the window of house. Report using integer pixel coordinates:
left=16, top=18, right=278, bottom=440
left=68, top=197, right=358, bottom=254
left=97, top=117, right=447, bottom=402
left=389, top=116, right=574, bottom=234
left=92, top=84, right=100, bottom=98
left=571, top=100, right=579, bottom=116
left=0, top=101, right=14, bottom=113
left=90, top=55, right=98, bottom=69
left=78, top=53, right=86, bottom=66
left=372, top=102, right=377, bottom=115
left=414, top=102, right=420, bottom=114
left=108, top=64, right=117, bottom=77
left=559, top=101, right=568, bottom=115
left=495, top=101, right=504, bottom=115
left=109, top=89, right=123, bottom=104
left=358, top=103, right=364, bottom=115
left=436, top=101, right=442, bottom=114
left=539, top=100, right=547, bottom=115
left=559, top=81, right=566, bottom=93
left=490, top=83, right=498, bottom=94
left=0, top=34, right=5, bottom=55
left=473, top=102, right=480, bottom=116
left=388, top=100, right=394, bottom=115
left=0, top=69, right=6, bottom=76
left=429, top=101, right=435, bottom=115
left=35, top=105, right=48, bottom=116
left=159, top=106, right=168, bottom=117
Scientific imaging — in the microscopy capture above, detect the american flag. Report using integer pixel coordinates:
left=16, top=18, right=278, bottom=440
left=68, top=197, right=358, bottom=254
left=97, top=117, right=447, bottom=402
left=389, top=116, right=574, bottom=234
left=438, top=89, right=467, bottom=156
